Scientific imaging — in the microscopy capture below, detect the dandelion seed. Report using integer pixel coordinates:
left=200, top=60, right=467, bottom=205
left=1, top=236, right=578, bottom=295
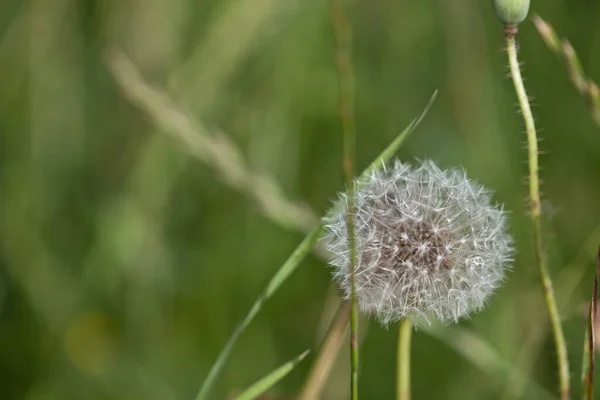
left=323, top=160, right=514, bottom=325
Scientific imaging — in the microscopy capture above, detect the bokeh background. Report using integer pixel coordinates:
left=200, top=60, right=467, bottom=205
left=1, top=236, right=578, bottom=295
left=1, top=0, right=600, bottom=399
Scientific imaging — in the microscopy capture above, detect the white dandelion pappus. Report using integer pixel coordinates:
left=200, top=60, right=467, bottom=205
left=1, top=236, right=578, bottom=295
left=323, top=160, right=514, bottom=325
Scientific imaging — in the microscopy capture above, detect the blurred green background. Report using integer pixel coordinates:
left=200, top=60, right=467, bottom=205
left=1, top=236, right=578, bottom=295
left=1, top=0, right=600, bottom=399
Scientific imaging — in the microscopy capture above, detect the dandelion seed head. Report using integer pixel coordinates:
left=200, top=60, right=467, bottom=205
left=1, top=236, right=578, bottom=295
left=323, top=160, right=514, bottom=325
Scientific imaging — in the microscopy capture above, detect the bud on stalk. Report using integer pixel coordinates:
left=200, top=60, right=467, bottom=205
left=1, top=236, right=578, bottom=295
left=493, top=0, right=530, bottom=26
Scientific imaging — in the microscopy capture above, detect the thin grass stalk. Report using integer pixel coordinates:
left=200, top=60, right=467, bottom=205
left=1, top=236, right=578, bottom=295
left=330, top=0, right=358, bottom=398
left=108, top=52, right=318, bottom=234
left=532, top=15, right=600, bottom=128
left=505, top=31, right=571, bottom=400
left=582, top=247, right=599, bottom=400
left=233, top=350, right=310, bottom=400
left=397, top=318, right=412, bottom=400
left=299, top=301, right=350, bottom=400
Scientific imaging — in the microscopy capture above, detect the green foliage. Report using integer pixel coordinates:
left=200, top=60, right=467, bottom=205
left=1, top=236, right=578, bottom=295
left=0, top=1, right=599, bottom=399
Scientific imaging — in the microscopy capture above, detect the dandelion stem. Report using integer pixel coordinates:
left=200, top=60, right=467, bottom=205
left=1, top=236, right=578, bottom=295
left=397, top=318, right=412, bottom=400
left=505, top=31, right=571, bottom=400
left=330, top=0, right=358, bottom=398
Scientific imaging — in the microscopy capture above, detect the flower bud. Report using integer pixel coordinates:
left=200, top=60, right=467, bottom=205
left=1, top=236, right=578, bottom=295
left=493, top=0, right=530, bottom=25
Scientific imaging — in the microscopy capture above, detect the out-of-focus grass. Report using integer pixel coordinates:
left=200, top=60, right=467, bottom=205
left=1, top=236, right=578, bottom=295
left=0, top=1, right=599, bottom=399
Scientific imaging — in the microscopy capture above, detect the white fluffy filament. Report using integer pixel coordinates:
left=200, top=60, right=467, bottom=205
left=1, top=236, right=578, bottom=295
left=323, top=160, right=514, bottom=325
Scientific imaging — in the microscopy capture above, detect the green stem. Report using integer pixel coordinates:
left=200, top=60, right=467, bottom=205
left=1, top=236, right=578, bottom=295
left=397, top=318, right=412, bottom=400
left=505, top=32, right=571, bottom=400
left=330, top=0, right=358, bottom=398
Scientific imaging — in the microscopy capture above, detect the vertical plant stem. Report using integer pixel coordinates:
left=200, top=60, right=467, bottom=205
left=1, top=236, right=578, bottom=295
left=582, top=247, right=599, bottom=400
left=330, top=0, right=358, bottom=398
left=397, top=318, right=412, bottom=400
left=505, top=32, right=571, bottom=400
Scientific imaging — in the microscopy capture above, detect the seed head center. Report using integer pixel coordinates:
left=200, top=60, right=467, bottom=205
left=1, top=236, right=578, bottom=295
left=392, top=221, right=451, bottom=272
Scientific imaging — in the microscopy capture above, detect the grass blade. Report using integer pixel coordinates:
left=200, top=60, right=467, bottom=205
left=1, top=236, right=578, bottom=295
left=195, top=92, right=437, bottom=400
left=361, top=91, right=437, bottom=181
left=108, top=52, right=318, bottom=234
left=233, top=350, right=310, bottom=400
left=195, top=228, right=321, bottom=400
left=532, top=15, right=600, bottom=127
left=582, top=247, right=599, bottom=400
left=299, top=301, right=350, bottom=400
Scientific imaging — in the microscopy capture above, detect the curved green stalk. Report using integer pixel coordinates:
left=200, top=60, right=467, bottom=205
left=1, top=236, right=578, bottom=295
left=397, top=318, right=412, bottom=400
left=505, top=32, right=570, bottom=400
